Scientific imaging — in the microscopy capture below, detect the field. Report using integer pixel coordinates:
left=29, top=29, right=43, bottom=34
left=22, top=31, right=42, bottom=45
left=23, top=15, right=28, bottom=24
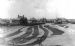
left=0, top=23, right=75, bottom=46
left=42, top=24, right=75, bottom=46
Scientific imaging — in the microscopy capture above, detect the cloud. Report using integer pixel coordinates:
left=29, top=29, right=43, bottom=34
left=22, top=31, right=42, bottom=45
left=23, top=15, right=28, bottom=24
left=8, top=0, right=57, bottom=19
left=0, top=0, right=75, bottom=19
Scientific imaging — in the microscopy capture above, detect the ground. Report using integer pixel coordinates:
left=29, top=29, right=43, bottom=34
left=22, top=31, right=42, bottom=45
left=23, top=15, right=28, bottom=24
left=42, top=23, right=75, bottom=46
left=0, top=23, right=75, bottom=46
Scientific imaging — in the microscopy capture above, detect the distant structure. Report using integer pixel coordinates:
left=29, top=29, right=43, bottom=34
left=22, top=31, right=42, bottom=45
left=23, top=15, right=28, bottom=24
left=18, top=15, right=28, bottom=25
left=40, top=18, right=47, bottom=23
left=54, top=18, right=69, bottom=24
left=18, top=15, right=24, bottom=19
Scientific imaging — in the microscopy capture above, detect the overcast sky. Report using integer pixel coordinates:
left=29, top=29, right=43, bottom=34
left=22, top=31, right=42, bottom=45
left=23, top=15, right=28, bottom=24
left=0, top=0, right=75, bottom=19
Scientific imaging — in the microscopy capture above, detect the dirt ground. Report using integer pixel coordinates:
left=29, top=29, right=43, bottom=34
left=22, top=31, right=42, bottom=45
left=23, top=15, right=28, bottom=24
left=0, top=23, right=75, bottom=46
left=42, top=23, right=75, bottom=46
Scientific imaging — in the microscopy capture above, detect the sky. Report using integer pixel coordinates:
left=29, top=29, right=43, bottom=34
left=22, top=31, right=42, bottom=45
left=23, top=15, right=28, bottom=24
left=0, top=0, right=75, bottom=19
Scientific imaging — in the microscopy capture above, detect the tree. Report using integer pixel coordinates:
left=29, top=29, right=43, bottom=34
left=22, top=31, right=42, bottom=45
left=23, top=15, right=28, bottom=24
left=19, top=15, right=28, bottom=25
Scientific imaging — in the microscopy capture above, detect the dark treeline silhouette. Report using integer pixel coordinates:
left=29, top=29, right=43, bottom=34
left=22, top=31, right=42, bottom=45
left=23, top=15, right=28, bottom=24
left=0, top=15, right=71, bottom=26
left=17, top=15, right=46, bottom=26
left=19, top=16, right=69, bottom=25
